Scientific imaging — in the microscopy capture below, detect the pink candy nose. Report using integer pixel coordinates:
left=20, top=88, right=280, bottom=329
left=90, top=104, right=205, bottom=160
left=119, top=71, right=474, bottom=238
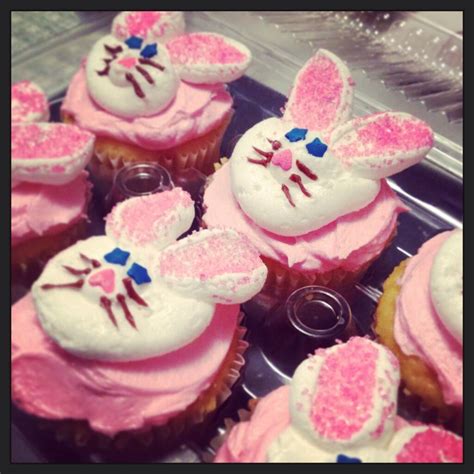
left=88, top=269, right=115, bottom=294
left=271, top=149, right=293, bottom=171
left=117, top=56, right=138, bottom=69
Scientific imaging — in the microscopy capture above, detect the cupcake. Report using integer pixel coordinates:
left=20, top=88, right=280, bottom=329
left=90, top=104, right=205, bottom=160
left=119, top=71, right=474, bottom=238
left=214, top=337, right=462, bottom=463
left=374, top=230, right=462, bottom=421
left=61, top=11, right=251, bottom=182
left=11, top=188, right=267, bottom=455
left=203, top=49, right=434, bottom=299
left=11, top=83, right=94, bottom=280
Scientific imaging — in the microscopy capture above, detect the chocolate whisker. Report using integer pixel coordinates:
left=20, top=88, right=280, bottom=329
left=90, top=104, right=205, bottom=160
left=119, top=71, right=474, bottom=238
left=63, top=265, right=91, bottom=276
left=138, top=57, right=165, bottom=71
left=123, top=278, right=148, bottom=307
left=281, top=184, right=295, bottom=207
left=80, top=253, right=101, bottom=268
left=290, top=174, right=311, bottom=197
left=247, top=157, right=269, bottom=166
left=135, top=65, right=154, bottom=84
left=267, top=138, right=282, bottom=150
left=125, top=72, right=145, bottom=99
left=296, top=160, right=318, bottom=181
left=117, top=294, right=137, bottom=329
left=100, top=296, right=118, bottom=328
left=104, top=44, right=123, bottom=57
left=41, top=279, right=84, bottom=290
left=253, top=147, right=273, bottom=160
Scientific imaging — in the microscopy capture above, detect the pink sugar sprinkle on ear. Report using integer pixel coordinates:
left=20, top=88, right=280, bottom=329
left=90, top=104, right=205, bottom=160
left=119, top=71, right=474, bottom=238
left=124, top=11, right=162, bottom=37
left=310, top=338, right=378, bottom=441
left=11, top=81, right=48, bottom=122
left=106, top=188, right=193, bottom=246
left=396, top=428, right=462, bottom=463
left=287, top=54, right=345, bottom=132
left=160, top=231, right=261, bottom=279
left=334, top=114, right=434, bottom=162
left=167, top=33, right=247, bottom=65
left=118, top=56, right=138, bottom=69
left=271, top=149, right=293, bottom=171
left=12, top=124, right=92, bottom=159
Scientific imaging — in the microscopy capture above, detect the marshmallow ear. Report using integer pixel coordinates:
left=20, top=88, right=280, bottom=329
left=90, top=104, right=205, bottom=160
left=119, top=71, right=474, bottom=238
left=283, top=49, right=354, bottom=136
left=11, top=81, right=49, bottom=123
left=167, top=32, right=251, bottom=84
left=105, top=188, right=195, bottom=253
left=290, top=337, right=399, bottom=448
left=330, top=112, right=434, bottom=179
left=11, top=123, right=94, bottom=185
left=388, top=426, right=463, bottom=463
left=157, top=228, right=267, bottom=304
left=112, top=11, right=185, bottom=43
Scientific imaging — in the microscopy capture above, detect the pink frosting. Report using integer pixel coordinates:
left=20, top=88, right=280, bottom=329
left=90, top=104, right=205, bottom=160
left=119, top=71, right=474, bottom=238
left=394, top=231, right=462, bottom=406
left=11, top=172, right=90, bottom=247
left=203, top=164, right=407, bottom=272
left=12, top=294, right=238, bottom=436
left=61, top=63, right=233, bottom=150
left=215, top=386, right=291, bottom=462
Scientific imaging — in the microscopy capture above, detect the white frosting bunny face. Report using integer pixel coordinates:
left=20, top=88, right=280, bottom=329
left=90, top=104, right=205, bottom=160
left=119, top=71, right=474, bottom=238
left=32, top=189, right=267, bottom=362
left=266, top=337, right=462, bottom=463
left=430, top=230, right=463, bottom=342
left=230, top=50, right=434, bottom=237
left=86, top=11, right=251, bottom=118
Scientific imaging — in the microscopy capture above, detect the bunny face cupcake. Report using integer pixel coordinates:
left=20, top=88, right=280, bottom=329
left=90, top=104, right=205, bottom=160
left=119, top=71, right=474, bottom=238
left=12, top=188, right=267, bottom=452
left=214, top=337, right=462, bottom=463
left=375, top=230, right=462, bottom=420
left=62, top=11, right=251, bottom=178
left=11, top=84, right=94, bottom=279
left=204, top=49, right=433, bottom=298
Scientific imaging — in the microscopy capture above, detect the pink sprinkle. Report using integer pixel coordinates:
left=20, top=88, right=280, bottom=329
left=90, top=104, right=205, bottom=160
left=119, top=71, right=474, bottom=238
left=51, top=165, right=66, bottom=173
left=124, top=11, right=162, bottom=38
left=288, top=54, right=344, bottom=131
left=160, top=232, right=261, bottom=279
left=271, top=149, right=293, bottom=171
left=396, top=428, right=462, bottom=463
left=11, top=124, right=92, bottom=159
left=118, top=56, right=138, bottom=69
left=106, top=188, right=193, bottom=246
left=88, top=269, right=115, bottom=294
left=11, top=81, right=48, bottom=123
left=333, top=113, right=434, bottom=164
left=167, top=33, right=247, bottom=65
left=310, top=338, right=379, bottom=441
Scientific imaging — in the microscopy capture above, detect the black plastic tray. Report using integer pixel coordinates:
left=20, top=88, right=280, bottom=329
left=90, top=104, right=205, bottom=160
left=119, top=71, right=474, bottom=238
left=11, top=76, right=463, bottom=463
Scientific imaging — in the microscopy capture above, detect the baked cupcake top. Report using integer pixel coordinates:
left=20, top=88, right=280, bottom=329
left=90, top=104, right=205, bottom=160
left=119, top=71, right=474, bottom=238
left=11, top=93, right=94, bottom=245
left=394, top=229, right=462, bottom=405
left=215, top=337, right=463, bottom=463
left=62, top=11, right=251, bottom=150
left=12, top=190, right=267, bottom=435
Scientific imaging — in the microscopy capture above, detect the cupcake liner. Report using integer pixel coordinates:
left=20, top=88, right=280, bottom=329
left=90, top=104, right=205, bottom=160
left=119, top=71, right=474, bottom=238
left=374, top=260, right=462, bottom=430
left=63, top=111, right=233, bottom=187
left=11, top=218, right=89, bottom=287
left=32, top=316, right=248, bottom=459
